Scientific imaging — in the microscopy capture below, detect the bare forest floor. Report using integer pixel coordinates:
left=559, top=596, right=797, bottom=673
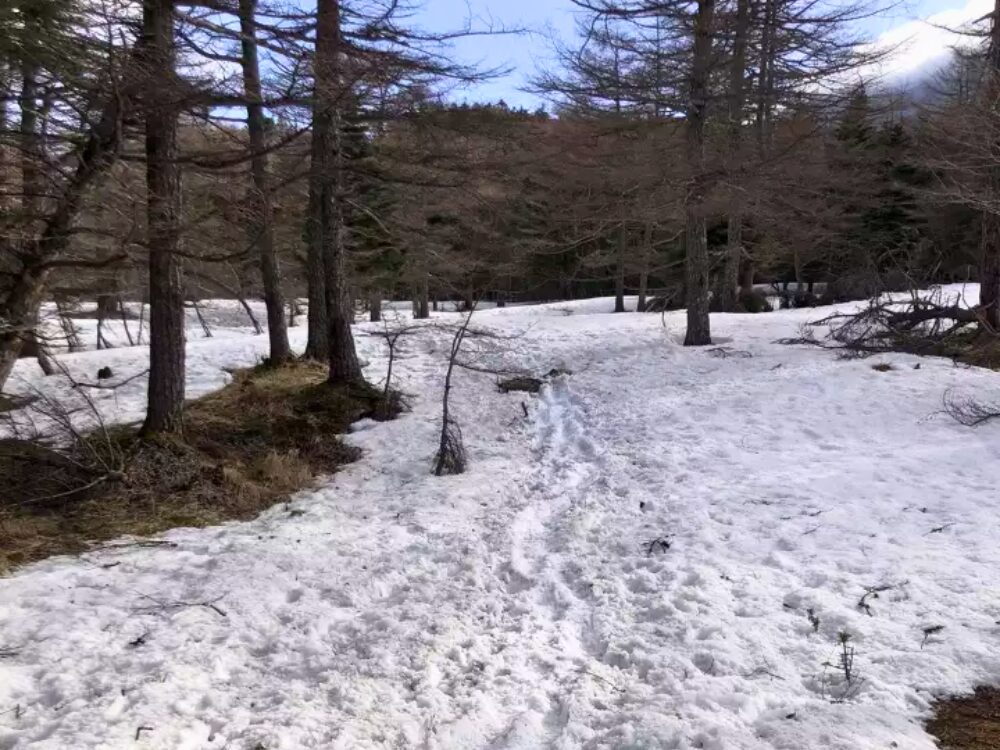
left=928, top=689, right=1000, bottom=749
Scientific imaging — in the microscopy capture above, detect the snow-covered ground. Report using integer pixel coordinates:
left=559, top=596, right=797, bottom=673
left=2, top=288, right=1000, bottom=749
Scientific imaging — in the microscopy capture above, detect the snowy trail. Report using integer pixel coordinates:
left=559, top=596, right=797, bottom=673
left=3, top=291, right=1000, bottom=749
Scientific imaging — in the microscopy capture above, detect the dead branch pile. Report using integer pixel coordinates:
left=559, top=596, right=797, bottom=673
left=782, top=290, right=989, bottom=360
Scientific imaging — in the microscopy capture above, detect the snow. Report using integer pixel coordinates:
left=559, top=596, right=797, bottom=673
left=3, top=288, right=1000, bottom=749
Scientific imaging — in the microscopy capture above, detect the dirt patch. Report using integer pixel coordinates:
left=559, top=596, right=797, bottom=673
left=0, top=361, right=397, bottom=574
left=927, top=687, right=1000, bottom=749
left=498, top=376, right=543, bottom=394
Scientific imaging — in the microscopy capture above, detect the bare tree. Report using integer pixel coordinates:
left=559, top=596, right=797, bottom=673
left=981, top=0, right=1000, bottom=329
left=682, top=0, right=717, bottom=345
left=141, top=0, right=186, bottom=435
left=239, top=0, right=291, bottom=365
left=309, top=0, right=363, bottom=385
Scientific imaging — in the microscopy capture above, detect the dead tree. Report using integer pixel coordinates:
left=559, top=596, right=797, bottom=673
left=433, top=307, right=476, bottom=475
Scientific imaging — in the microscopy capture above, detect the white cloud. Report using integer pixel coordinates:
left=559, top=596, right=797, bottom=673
left=875, top=0, right=991, bottom=82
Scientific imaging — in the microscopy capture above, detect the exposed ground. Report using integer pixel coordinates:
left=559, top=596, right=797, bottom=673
left=1, top=290, right=999, bottom=749
left=0, top=360, right=389, bottom=573
left=929, top=689, right=1000, bottom=749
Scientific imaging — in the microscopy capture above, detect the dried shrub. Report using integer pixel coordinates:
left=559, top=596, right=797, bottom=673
left=433, top=417, right=466, bottom=476
left=0, top=361, right=400, bottom=572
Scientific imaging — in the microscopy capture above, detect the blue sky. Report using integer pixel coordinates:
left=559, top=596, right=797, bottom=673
left=412, top=0, right=983, bottom=109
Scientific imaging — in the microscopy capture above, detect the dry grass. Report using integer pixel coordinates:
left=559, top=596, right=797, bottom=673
left=909, top=330, right=1000, bottom=370
left=0, top=361, right=395, bottom=574
left=927, top=687, right=1000, bottom=749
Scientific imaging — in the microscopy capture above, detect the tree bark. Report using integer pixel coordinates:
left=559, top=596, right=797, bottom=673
left=739, top=257, right=755, bottom=297
left=96, top=292, right=120, bottom=320
left=304, top=156, right=328, bottom=357
left=312, top=0, right=362, bottom=385
left=239, top=0, right=290, bottom=365
left=23, top=331, right=56, bottom=375
left=614, top=224, right=627, bottom=313
left=981, top=0, right=1000, bottom=330
left=369, top=290, right=382, bottom=322
left=718, top=0, right=750, bottom=312
left=1, top=52, right=45, bottom=386
left=755, top=0, right=775, bottom=156
left=683, top=0, right=716, bottom=346
left=140, top=0, right=186, bottom=435
left=20, top=57, right=41, bottom=226
left=413, top=274, right=430, bottom=319
left=637, top=221, right=652, bottom=312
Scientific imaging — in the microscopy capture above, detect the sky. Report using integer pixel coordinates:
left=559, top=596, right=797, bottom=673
left=412, top=0, right=992, bottom=109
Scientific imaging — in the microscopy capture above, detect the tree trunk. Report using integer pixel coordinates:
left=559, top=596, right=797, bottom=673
left=312, top=0, right=362, bottom=385
left=637, top=221, right=652, bottom=312
left=96, top=293, right=119, bottom=320
left=369, top=289, right=382, bottom=322
left=683, top=0, right=716, bottom=346
left=239, top=0, right=290, bottom=365
left=22, top=331, right=56, bottom=376
left=141, top=0, right=186, bottom=436
left=0, top=64, right=9, bottom=221
left=614, top=224, right=627, bottom=313
left=1, top=54, right=45, bottom=387
left=304, top=136, right=328, bottom=358
left=718, top=0, right=750, bottom=312
left=414, top=275, right=430, bottom=319
left=755, top=0, right=776, bottom=156
left=739, top=258, right=755, bottom=297
left=20, top=59, right=40, bottom=226
left=981, top=0, right=1000, bottom=330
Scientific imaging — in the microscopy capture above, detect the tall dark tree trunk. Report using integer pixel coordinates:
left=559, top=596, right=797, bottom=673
left=614, top=224, right=627, bottom=313
left=739, top=257, right=755, bottom=297
left=981, top=0, right=1000, bottom=330
left=755, top=0, right=776, bottom=156
left=96, top=292, right=120, bottom=319
left=369, top=289, right=382, bottom=322
left=239, top=0, right=290, bottom=365
left=718, top=0, right=750, bottom=312
left=21, top=331, right=55, bottom=375
left=304, top=169, right=328, bottom=357
left=637, top=222, right=652, bottom=312
left=413, top=274, right=430, bottom=319
left=20, top=62, right=40, bottom=225
left=2, top=52, right=45, bottom=385
left=312, top=0, right=362, bottom=385
left=683, top=0, right=716, bottom=346
left=0, top=267, right=48, bottom=391
left=141, top=0, right=185, bottom=435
